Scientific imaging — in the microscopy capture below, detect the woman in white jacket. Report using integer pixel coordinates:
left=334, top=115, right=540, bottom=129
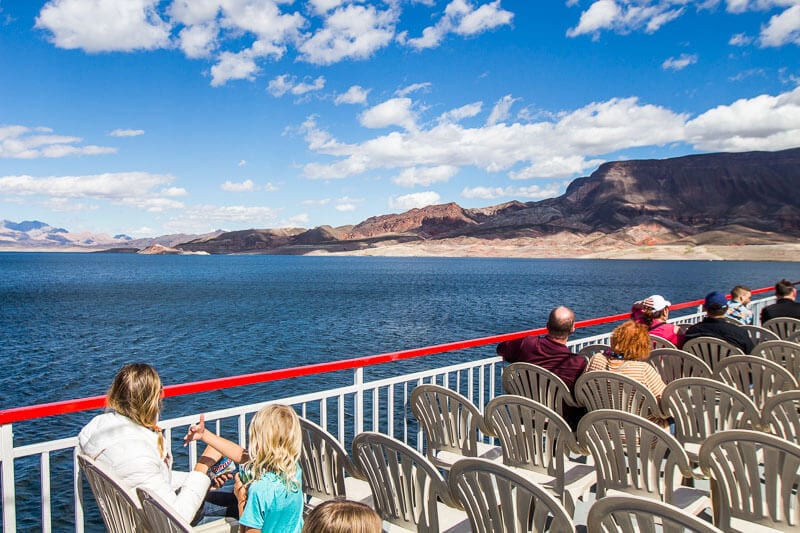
left=79, top=363, right=221, bottom=522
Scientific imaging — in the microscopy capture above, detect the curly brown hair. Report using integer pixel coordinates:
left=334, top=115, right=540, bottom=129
left=610, top=321, right=651, bottom=361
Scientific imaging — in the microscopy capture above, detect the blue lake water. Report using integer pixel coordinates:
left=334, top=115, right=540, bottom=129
left=1, top=252, right=798, bottom=530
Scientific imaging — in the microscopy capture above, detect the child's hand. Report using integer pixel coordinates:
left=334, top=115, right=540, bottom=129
left=183, top=414, right=206, bottom=446
left=234, top=473, right=248, bottom=503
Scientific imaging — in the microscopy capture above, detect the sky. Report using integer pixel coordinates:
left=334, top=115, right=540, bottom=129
left=1, top=0, right=799, bottom=238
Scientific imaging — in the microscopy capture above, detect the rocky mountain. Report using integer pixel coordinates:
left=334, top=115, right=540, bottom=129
left=179, top=147, right=800, bottom=254
left=0, top=220, right=132, bottom=249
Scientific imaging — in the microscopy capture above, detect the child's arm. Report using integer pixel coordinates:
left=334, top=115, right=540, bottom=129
left=184, top=414, right=250, bottom=463
left=234, top=475, right=261, bottom=533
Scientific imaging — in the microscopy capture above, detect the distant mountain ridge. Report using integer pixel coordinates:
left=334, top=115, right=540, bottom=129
left=2, top=148, right=798, bottom=254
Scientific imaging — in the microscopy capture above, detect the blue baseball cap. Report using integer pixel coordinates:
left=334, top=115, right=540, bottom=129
left=704, top=291, right=728, bottom=309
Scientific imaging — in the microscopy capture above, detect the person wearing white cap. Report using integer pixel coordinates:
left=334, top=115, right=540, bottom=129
left=631, top=294, right=684, bottom=347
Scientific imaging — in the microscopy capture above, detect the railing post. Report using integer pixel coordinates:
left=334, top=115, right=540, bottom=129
left=1, top=423, right=16, bottom=533
left=354, top=367, right=364, bottom=436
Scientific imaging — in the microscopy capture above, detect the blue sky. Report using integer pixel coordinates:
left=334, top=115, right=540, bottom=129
left=1, top=0, right=799, bottom=237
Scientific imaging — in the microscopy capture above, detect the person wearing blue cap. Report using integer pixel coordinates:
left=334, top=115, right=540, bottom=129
left=683, top=291, right=754, bottom=353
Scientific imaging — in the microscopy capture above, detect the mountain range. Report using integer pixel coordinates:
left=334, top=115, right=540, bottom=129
left=3, top=147, right=799, bottom=258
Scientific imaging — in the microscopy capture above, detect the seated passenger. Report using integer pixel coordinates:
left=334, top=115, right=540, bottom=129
left=302, top=499, right=382, bottom=533
left=586, top=321, right=668, bottom=427
left=684, top=291, right=754, bottom=353
left=78, top=364, right=226, bottom=523
left=632, top=294, right=684, bottom=346
left=725, top=285, right=753, bottom=325
left=760, top=279, right=800, bottom=323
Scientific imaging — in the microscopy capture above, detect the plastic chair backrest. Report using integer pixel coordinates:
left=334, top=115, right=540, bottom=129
left=352, top=431, right=453, bottom=533
left=137, top=485, right=192, bottom=533
left=577, top=410, right=693, bottom=503
left=299, top=417, right=363, bottom=502
left=763, top=317, right=800, bottom=340
left=740, top=325, right=780, bottom=346
left=577, top=344, right=610, bottom=358
left=762, top=390, right=800, bottom=444
left=661, top=377, right=761, bottom=451
left=586, top=494, right=723, bottom=533
left=648, top=348, right=712, bottom=383
left=410, top=383, right=489, bottom=469
left=574, top=371, right=664, bottom=420
left=501, top=362, right=579, bottom=414
left=713, top=355, right=799, bottom=410
left=753, top=340, right=800, bottom=378
left=449, top=458, right=575, bottom=533
left=78, top=453, right=147, bottom=533
left=699, top=429, right=800, bottom=531
left=682, top=337, right=743, bottom=370
left=650, top=334, right=677, bottom=350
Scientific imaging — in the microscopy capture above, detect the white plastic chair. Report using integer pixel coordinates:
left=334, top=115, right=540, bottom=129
left=650, top=334, right=677, bottom=350
left=752, top=340, right=800, bottom=378
left=501, top=362, right=582, bottom=418
left=352, top=431, right=469, bottom=533
left=682, top=336, right=743, bottom=371
left=762, top=317, right=800, bottom=341
left=577, top=410, right=710, bottom=517
left=298, top=417, right=372, bottom=511
left=713, top=355, right=799, bottom=411
left=762, top=390, right=800, bottom=444
left=78, top=453, right=148, bottom=533
left=137, top=486, right=238, bottom=532
left=740, top=325, right=780, bottom=347
left=574, top=371, right=665, bottom=421
left=699, top=429, right=800, bottom=531
left=587, top=494, right=723, bottom=533
left=484, top=395, right=595, bottom=515
left=648, top=348, right=712, bottom=384
left=449, top=457, right=576, bottom=533
left=410, top=383, right=500, bottom=471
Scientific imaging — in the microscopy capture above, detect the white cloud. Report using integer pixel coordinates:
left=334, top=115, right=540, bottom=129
left=335, top=85, right=370, bottom=105
left=393, top=165, right=459, bottom=187
left=264, top=182, right=279, bottom=191
left=404, top=0, right=513, bottom=50
left=396, top=82, right=432, bottom=97
left=685, top=85, right=800, bottom=151
left=0, top=171, right=184, bottom=211
left=359, top=98, right=417, bottom=130
left=510, top=156, right=606, bottom=179
left=487, top=94, right=519, bottom=125
left=461, top=182, right=566, bottom=200
left=177, top=22, right=218, bottom=58
left=109, top=128, right=145, bottom=137
left=299, top=4, right=396, bottom=65
left=662, top=53, right=698, bottom=71
left=268, top=74, right=326, bottom=97
left=438, top=102, right=483, bottom=124
left=729, top=32, right=754, bottom=46
left=388, top=191, right=441, bottom=211
left=309, top=0, right=344, bottom=16
left=760, top=4, right=800, bottom=47
left=238, top=159, right=247, bottom=167
left=281, top=213, right=310, bottom=227
left=335, top=203, right=356, bottom=211
left=210, top=48, right=261, bottom=87
left=1, top=125, right=117, bottom=159
left=302, top=198, right=332, bottom=205
left=35, top=0, right=171, bottom=52
left=221, top=179, right=256, bottom=192
left=567, top=0, right=684, bottom=38
left=164, top=204, right=281, bottom=233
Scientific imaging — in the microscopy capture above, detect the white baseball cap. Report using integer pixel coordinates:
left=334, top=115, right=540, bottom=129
left=643, top=294, right=671, bottom=312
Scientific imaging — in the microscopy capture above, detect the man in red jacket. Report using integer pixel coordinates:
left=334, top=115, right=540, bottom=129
left=496, top=306, right=587, bottom=391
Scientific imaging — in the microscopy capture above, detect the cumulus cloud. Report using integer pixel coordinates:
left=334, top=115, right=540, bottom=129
left=268, top=74, right=326, bottom=97
left=335, top=85, right=370, bottom=105
left=760, top=4, right=800, bottom=47
left=0, top=125, right=117, bottom=159
left=35, top=0, right=171, bottom=52
left=487, top=94, right=519, bottom=125
left=388, top=191, right=441, bottom=211
left=438, top=102, right=483, bottom=124
left=334, top=196, right=364, bottom=212
left=393, top=165, right=459, bottom=187
left=221, top=179, right=256, bottom=192
left=403, top=0, right=513, bottom=50
left=110, top=128, right=145, bottom=137
left=359, top=98, right=417, bottom=130
left=0, top=172, right=185, bottom=211
left=298, top=4, right=396, bottom=64
left=662, top=53, right=698, bottom=71
left=461, top=182, right=566, bottom=200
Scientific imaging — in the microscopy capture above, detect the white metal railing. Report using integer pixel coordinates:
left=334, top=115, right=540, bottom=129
left=0, top=297, right=776, bottom=531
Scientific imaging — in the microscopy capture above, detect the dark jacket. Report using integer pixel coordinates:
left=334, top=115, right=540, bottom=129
left=760, top=298, right=800, bottom=324
left=683, top=317, right=754, bottom=354
left=496, top=335, right=587, bottom=391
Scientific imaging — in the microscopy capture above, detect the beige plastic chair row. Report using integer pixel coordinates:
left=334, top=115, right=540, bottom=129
left=78, top=454, right=238, bottom=533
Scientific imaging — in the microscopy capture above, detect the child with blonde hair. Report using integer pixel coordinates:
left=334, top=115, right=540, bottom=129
left=302, top=499, right=381, bottom=533
left=185, top=404, right=304, bottom=533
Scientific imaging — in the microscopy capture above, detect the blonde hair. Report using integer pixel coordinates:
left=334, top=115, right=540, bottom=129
left=243, top=404, right=302, bottom=492
left=610, top=321, right=650, bottom=361
left=302, top=499, right=382, bottom=533
left=106, top=363, right=165, bottom=457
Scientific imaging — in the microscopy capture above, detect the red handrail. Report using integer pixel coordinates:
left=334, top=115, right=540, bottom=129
left=0, top=287, right=774, bottom=425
